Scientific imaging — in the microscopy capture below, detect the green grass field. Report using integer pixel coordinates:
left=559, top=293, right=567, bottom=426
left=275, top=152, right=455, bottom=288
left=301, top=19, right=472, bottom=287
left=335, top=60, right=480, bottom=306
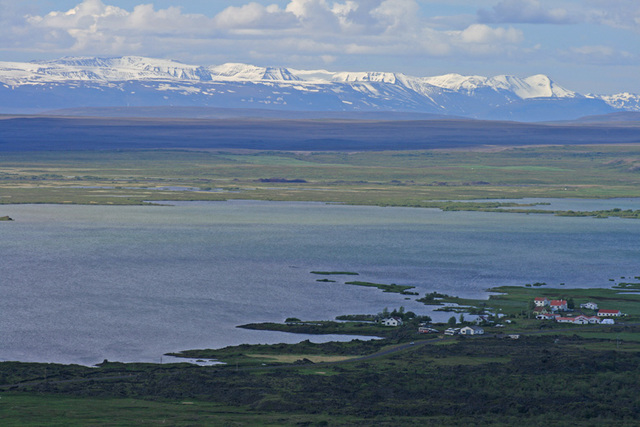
left=3, top=328, right=640, bottom=425
left=1, top=145, right=640, bottom=207
left=0, top=394, right=367, bottom=426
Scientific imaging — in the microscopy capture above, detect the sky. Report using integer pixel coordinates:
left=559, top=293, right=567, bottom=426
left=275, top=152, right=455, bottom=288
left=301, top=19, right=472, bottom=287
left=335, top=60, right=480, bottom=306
left=0, top=0, right=638, bottom=94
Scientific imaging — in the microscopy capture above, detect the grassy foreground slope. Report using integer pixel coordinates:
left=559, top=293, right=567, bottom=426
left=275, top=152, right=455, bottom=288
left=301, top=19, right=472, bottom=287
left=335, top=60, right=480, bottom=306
left=2, top=330, right=640, bottom=425
left=1, top=144, right=640, bottom=205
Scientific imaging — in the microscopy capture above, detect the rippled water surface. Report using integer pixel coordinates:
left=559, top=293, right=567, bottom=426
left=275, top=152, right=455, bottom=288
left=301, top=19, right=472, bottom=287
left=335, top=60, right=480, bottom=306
left=1, top=200, right=639, bottom=364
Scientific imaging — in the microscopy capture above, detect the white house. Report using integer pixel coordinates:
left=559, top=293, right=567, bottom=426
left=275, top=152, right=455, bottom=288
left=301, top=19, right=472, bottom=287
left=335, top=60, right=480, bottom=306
left=382, top=317, right=403, bottom=327
left=460, top=326, right=484, bottom=335
left=601, top=318, right=615, bottom=325
left=573, top=315, right=600, bottom=325
left=556, top=315, right=600, bottom=324
left=597, top=309, right=622, bottom=317
left=534, top=297, right=549, bottom=307
left=580, top=302, right=598, bottom=310
left=585, top=316, right=600, bottom=324
left=473, top=315, right=494, bottom=325
left=536, top=313, right=559, bottom=320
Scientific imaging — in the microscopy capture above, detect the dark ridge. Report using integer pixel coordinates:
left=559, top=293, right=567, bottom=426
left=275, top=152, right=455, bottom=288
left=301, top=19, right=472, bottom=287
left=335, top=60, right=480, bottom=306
left=1, top=116, right=640, bottom=152
left=41, top=106, right=458, bottom=121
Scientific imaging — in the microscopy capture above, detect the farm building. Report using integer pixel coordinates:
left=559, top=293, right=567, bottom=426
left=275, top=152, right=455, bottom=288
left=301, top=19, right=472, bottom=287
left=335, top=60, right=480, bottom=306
left=597, top=309, right=622, bottom=317
left=534, top=297, right=549, bottom=307
left=460, top=326, right=485, bottom=335
left=382, top=317, right=403, bottom=327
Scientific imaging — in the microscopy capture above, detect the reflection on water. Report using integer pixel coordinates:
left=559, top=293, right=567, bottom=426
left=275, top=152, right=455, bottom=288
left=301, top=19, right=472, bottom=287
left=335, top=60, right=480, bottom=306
left=1, top=200, right=639, bottom=365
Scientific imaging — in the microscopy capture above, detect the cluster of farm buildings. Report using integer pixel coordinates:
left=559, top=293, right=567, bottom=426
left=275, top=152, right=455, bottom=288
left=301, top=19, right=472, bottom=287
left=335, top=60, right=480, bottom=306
left=533, top=298, right=622, bottom=324
left=379, top=296, right=623, bottom=334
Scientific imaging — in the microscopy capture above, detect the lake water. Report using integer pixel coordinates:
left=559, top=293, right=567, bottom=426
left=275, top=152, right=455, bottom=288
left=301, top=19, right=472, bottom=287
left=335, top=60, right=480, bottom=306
left=1, top=200, right=639, bottom=365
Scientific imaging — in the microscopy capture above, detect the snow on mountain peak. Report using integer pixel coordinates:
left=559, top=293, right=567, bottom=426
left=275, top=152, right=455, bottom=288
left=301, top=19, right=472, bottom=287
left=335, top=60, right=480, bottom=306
left=16, top=56, right=209, bottom=82
left=599, top=92, right=640, bottom=111
left=261, top=67, right=301, bottom=81
left=421, top=72, right=576, bottom=100
left=522, top=74, right=576, bottom=98
left=422, top=73, right=489, bottom=92
left=0, top=56, right=578, bottom=99
left=207, top=63, right=300, bottom=82
left=332, top=71, right=401, bottom=84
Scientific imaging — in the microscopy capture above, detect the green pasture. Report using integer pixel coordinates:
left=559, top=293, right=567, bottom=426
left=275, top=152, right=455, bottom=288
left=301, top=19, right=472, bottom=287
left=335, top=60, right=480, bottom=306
left=2, top=145, right=640, bottom=207
left=0, top=394, right=367, bottom=426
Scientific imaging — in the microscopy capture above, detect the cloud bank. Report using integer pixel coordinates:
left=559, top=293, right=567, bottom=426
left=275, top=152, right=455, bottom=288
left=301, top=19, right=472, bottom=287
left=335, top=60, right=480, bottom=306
left=1, top=0, right=523, bottom=63
left=477, top=0, right=578, bottom=24
left=478, top=0, right=640, bottom=30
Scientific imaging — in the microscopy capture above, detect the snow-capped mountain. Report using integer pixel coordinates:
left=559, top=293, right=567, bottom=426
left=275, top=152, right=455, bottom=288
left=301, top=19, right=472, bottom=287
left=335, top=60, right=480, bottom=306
left=597, top=92, right=640, bottom=112
left=421, top=73, right=576, bottom=99
left=0, top=56, right=635, bottom=121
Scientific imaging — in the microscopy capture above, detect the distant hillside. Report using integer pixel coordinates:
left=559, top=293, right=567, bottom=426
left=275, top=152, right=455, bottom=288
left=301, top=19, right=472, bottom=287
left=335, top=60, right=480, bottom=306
left=1, top=116, right=639, bottom=152
left=42, top=106, right=456, bottom=121
left=565, top=111, right=640, bottom=124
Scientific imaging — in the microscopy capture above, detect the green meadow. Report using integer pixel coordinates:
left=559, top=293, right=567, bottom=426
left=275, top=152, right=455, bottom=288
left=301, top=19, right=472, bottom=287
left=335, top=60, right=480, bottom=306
left=1, top=144, right=640, bottom=207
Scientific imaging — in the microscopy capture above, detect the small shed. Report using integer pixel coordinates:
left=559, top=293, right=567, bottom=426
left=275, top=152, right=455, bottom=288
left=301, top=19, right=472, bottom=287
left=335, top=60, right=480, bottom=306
left=598, top=309, right=622, bottom=317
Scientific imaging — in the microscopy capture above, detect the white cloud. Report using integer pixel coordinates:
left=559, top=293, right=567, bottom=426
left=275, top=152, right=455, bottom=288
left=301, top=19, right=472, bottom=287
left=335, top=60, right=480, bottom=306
left=28, top=1, right=211, bottom=35
left=478, top=0, right=640, bottom=31
left=20, top=0, right=219, bottom=54
left=584, top=0, right=640, bottom=31
left=372, top=0, right=421, bottom=32
left=561, top=44, right=636, bottom=65
left=458, top=24, right=522, bottom=44
left=0, top=0, right=529, bottom=66
left=213, top=3, right=296, bottom=30
left=478, top=0, right=578, bottom=24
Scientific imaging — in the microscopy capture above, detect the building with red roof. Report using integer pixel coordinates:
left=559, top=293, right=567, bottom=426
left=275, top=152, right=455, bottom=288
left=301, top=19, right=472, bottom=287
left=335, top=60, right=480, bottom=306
left=549, top=300, right=568, bottom=311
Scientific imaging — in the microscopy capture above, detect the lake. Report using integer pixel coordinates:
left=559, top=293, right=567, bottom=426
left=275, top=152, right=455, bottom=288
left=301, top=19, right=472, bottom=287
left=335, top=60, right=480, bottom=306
left=1, top=200, right=639, bottom=365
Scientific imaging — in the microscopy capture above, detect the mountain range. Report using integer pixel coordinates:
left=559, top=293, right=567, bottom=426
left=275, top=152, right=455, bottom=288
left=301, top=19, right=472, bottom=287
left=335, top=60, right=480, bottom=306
left=1, top=56, right=639, bottom=122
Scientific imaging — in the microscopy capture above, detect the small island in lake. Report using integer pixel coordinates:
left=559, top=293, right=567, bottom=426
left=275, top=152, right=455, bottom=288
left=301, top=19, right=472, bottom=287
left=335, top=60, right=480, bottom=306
left=310, top=271, right=359, bottom=275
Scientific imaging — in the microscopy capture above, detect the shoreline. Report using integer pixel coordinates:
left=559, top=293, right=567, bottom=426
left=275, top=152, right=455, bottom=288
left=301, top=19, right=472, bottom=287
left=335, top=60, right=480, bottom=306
left=167, top=280, right=640, bottom=364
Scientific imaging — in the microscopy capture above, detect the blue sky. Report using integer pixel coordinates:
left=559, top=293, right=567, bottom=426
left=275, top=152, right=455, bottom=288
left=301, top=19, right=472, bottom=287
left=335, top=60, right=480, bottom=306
left=1, top=0, right=638, bottom=93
